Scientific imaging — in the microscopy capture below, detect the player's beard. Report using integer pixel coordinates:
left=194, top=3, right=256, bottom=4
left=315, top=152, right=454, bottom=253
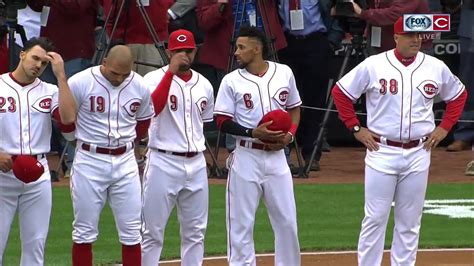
left=21, top=64, right=40, bottom=82
left=179, top=64, right=191, bottom=72
left=238, top=61, right=248, bottom=69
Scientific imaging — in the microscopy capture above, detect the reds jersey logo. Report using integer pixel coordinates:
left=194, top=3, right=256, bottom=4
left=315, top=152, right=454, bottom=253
left=196, top=97, right=208, bottom=114
left=32, top=96, right=52, bottom=113
left=123, top=98, right=141, bottom=117
left=273, top=87, right=290, bottom=106
left=416, top=80, right=439, bottom=99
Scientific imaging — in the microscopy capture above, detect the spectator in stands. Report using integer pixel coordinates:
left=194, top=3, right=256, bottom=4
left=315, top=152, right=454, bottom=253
left=277, top=0, right=344, bottom=172
left=349, top=0, right=432, bottom=55
left=447, top=0, right=474, bottom=163
left=103, top=0, right=173, bottom=76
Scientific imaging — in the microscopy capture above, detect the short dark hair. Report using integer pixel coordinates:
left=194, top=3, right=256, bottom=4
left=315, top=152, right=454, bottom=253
left=237, top=26, right=269, bottom=59
left=22, top=37, right=55, bottom=53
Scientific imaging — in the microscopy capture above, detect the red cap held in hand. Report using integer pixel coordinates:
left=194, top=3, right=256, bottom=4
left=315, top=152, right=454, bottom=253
left=12, top=155, right=45, bottom=183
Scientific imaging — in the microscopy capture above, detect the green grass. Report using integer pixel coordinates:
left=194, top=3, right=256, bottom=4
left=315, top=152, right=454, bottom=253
left=3, top=183, right=473, bottom=265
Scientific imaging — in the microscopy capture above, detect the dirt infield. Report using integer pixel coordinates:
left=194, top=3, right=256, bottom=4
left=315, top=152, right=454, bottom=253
left=50, top=147, right=473, bottom=265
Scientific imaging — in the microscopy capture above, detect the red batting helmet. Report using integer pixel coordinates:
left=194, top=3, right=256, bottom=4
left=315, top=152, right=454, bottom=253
left=12, top=155, right=45, bottom=183
left=259, top=110, right=292, bottom=132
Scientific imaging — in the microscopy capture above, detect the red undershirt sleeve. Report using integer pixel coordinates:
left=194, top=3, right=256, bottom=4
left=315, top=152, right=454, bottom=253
left=331, top=84, right=360, bottom=129
left=151, top=70, right=174, bottom=116
left=439, top=90, right=468, bottom=131
left=135, top=119, right=151, bottom=140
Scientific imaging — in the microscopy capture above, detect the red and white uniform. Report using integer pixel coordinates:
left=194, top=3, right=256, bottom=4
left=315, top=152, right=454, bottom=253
left=335, top=50, right=465, bottom=265
left=0, top=73, right=55, bottom=265
left=58, top=66, right=154, bottom=246
left=214, top=61, right=302, bottom=266
left=141, top=66, right=214, bottom=265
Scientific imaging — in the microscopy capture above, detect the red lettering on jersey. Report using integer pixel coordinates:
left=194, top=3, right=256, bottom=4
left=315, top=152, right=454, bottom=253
left=200, top=100, right=207, bottom=111
left=389, top=79, right=398, bottom=95
left=379, top=79, right=387, bottom=95
left=89, top=96, right=106, bottom=113
left=279, top=91, right=288, bottom=102
left=170, top=95, right=178, bottom=111
left=423, top=83, right=437, bottom=95
left=416, top=80, right=439, bottom=99
left=243, top=93, right=254, bottom=109
left=130, top=102, right=141, bottom=113
left=39, top=98, right=51, bottom=109
left=0, top=96, right=16, bottom=113
left=32, top=96, right=52, bottom=113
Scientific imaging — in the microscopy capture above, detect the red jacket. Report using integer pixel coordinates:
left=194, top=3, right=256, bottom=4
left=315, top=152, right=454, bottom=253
left=360, top=0, right=432, bottom=53
left=103, top=0, right=173, bottom=44
left=28, top=0, right=98, bottom=61
left=196, top=0, right=286, bottom=72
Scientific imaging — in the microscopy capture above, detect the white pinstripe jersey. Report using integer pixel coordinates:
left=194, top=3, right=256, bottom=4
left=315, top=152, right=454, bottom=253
left=143, top=67, right=215, bottom=153
left=54, top=66, right=154, bottom=147
left=214, top=61, right=302, bottom=141
left=0, top=73, right=57, bottom=154
left=337, top=49, right=465, bottom=141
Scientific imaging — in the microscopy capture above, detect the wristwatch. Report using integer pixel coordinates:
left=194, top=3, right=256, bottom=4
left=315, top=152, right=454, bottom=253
left=351, top=125, right=361, bottom=134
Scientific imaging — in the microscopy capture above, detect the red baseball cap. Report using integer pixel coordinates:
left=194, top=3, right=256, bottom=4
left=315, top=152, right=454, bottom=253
left=12, top=155, right=45, bottom=183
left=394, top=17, right=407, bottom=34
left=168, top=29, right=196, bottom=51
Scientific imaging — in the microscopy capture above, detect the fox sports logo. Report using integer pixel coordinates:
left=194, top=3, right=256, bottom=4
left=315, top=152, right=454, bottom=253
left=405, top=15, right=432, bottom=31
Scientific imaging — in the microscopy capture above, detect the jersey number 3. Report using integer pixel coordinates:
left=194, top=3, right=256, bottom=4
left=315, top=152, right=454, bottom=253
left=379, top=79, right=398, bottom=95
left=0, top=97, right=16, bottom=113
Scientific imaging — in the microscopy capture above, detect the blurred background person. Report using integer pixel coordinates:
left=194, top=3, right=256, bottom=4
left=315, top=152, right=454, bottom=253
left=103, top=0, right=172, bottom=76
left=277, top=0, right=344, bottom=172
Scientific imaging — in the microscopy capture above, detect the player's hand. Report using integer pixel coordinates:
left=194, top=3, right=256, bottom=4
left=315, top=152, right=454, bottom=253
left=0, top=153, right=13, bottom=173
left=252, top=121, right=286, bottom=142
left=265, top=133, right=292, bottom=151
left=217, top=0, right=228, bottom=3
left=424, top=126, right=448, bottom=151
left=168, top=51, right=190, bottom=74
left=354, top=127, right=379, bottom=151
left=46, top=52, right=66, bottom=80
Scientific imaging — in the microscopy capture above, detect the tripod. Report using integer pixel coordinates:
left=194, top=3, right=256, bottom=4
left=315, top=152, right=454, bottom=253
left=92, top=0, right=168, bottom=67
left=2, top=17, right=27, bottom=71
left=304, top=34, right=368, bottom=176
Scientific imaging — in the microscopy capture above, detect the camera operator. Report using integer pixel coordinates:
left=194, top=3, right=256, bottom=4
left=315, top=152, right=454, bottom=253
left=349, top=0, right=431, bottom=54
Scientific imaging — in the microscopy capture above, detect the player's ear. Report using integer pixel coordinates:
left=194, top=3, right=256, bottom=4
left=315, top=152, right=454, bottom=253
left=393, top=34, right=399, bottom=45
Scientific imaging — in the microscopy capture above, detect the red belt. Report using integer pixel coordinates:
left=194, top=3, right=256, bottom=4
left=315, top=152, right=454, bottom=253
left=239, top=140, right=271, bottom=151
left=81, top=143, right=132, bottom=155
left=373, top=137, right=426, bottom=149
left=156, top=149, right=198, bottom=158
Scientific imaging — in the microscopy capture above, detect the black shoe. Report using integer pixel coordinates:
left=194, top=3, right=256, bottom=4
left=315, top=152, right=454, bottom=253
left=322, top=140, right=331, bottom=152
left=289, top=163, right=301, bottom=175
left=50, top=171, right=60, bottom=182
left=304, top=160, right=320, bottom=172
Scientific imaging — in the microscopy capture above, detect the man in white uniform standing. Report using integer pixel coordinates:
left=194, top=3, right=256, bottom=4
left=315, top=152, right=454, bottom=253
left=332, top=17, right=467, bottom=266
left=59, top=45, right=154, bottom=266
left=214, top=26, right=301, bottom=266
left=141, top=29, right=214, bottom=266
left=0, top=37, right=76, bottom=265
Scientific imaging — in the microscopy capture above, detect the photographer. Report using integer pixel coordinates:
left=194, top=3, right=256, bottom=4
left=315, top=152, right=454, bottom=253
left=348, top=0, right=431, bottom=54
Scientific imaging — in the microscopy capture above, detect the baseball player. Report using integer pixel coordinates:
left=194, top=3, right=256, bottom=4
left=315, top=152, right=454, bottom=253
left=331, top=17, right=467, bottom=266
left=55, top=45, right=154, bottom=266
left=0, top=37, right=76, bottom=265
left=214, top=26, right=301, bottom=265
left=141, top=29, right=214, bottom=266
